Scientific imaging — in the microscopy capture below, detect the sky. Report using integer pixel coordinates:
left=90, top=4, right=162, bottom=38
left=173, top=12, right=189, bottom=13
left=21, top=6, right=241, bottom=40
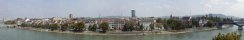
left=0, top=0, right=244, bottom=19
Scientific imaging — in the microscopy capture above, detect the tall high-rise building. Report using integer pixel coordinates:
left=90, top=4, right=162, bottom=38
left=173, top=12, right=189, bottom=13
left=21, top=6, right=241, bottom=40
left=170, top=14, right=172, bottom=18
left=69, top=14, right=73, bottom=19
left=131, top=10, right=136, bottom=17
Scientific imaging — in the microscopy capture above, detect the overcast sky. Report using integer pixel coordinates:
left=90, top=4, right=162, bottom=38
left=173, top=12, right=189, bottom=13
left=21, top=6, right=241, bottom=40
left=0, top=0, right=244, bottom=19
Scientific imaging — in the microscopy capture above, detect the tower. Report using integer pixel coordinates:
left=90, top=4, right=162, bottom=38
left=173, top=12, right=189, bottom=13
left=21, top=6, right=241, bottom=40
left=131, top=10, right=136, bottom=18
left=69, top=14, right=73, bottom=19
left=170, top=14, right=172, bottom=18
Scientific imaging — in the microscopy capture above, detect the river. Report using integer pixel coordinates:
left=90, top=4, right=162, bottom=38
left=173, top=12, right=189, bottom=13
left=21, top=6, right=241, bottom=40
left=0, top=24, right=243, bottom=40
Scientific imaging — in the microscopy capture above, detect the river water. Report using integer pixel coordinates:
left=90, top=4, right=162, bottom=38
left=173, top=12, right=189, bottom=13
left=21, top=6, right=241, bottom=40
left=0, top=24, right=243, bottom=40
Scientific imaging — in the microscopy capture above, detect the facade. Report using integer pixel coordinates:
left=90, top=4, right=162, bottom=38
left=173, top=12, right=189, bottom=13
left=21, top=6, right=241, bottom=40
left=69, top=14, right=73, bottom=19
left=95, top=18, right=126, bottom=30
left=131, top=10, right=136, bottom=18
left=138, top=18, right=160, bottom=30
left=52, top=17, right=64, bottom=21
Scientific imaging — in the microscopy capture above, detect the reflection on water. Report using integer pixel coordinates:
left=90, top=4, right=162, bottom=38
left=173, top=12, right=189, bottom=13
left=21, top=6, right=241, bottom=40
left=0, top=25, right=243, bottom=40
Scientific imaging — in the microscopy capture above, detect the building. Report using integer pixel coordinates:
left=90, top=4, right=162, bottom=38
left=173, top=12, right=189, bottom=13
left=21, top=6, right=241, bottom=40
left=131, top=10, right=136, bottom=17
left=138, top=18, right=157, bottom=30
left=95, top=18, right=126, bottom=30
left=52, top=17, right=64, bottom=21
left=69, top=14, right=73, bottom=19
left=170, top=14, right=173, bottom=18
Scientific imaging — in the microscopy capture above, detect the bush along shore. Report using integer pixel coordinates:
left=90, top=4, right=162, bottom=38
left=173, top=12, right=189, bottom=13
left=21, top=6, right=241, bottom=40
left=213, top=32, right=241, bottom=40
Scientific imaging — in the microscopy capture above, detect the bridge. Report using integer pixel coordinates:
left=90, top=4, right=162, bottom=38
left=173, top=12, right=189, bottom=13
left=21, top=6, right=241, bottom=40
left=216, top=21, right=244, bottom=30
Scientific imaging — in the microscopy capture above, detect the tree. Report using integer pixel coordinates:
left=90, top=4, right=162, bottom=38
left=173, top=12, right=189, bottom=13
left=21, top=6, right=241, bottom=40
left=42, top=23, right=50, bottom=29
left=88, top=24, right=97, bottom=31
left=166, top=19, right=182, bottom=30
left=213, top=32, right=241, bottom=40
left=88, top=24, right=93, bottom=31
left=20, top=22, right=29, bottom=27
left=32, top=23, right=42, bottom=28
left=155, top=23, right=162, bottom=30
left=61, top=23, right=69, bottom=31
left=206, top=21, right=214, bottom=27
left=91, top=24, right=98, bottom=31
left=72, top=22, right=85, bottom=32
left=4, top=20, right=16, bottom=24
left=99, top=22, right=109, bottom=33
left=156, top=18, right=164, bottom=23
left=122, top=21, right=136, bottom=31
left=191, top=19, right=199, bottom=27
left=123, top=23, right=129, bottom=31
left=208, top=17, right=221, bottom=23
left=49, top=24, right=59, bottom=31
left=139, top=24, right=144, bottom=31
left=149, top=23, right=154, bottom=31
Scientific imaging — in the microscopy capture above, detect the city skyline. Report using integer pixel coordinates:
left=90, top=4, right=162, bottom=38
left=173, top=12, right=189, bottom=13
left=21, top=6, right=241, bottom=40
left=1, top=0, right=244, bottom=19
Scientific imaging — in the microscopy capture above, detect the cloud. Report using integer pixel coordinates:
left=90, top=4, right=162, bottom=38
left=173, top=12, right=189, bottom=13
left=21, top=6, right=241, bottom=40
left=237, top=0, right=244, bottom=3
left=1, top=0, right=244, bottom=19
left=209, top=0, right=222, bottom=4
left=223, top=0, right=244, bottom=17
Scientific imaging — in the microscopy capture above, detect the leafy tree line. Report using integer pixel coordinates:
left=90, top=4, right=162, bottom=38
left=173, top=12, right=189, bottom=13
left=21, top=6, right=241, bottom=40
left=19, top=21, right=111, bottom=33
left=122, top=21, right=136, bottom=31
left=121, top=20, right=145, bottom=31
left=164, top=17, right=220, bottom=30
left=88, top=24, right=97, bottom=32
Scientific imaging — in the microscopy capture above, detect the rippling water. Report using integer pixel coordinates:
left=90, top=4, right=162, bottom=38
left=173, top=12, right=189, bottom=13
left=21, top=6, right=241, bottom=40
left=0, top=25, right=243, bottom=40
